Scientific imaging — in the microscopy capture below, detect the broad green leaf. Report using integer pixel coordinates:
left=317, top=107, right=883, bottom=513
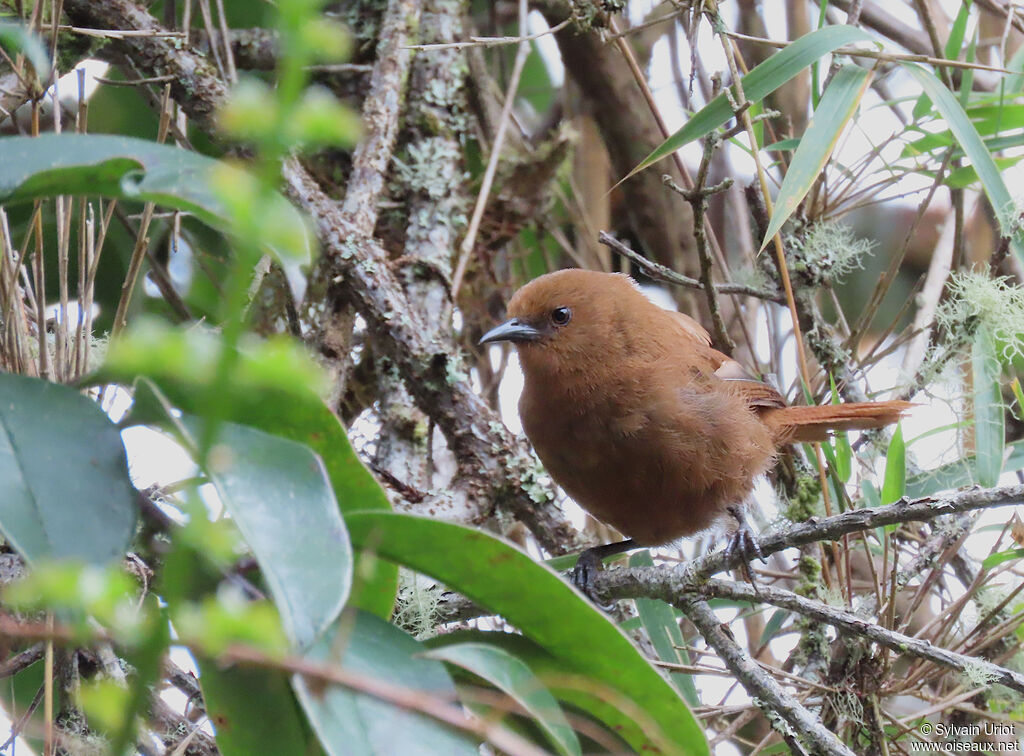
left=199, top=663, right=318, bottom=756
left=184, top=417, right=352, bottom=649
left=0, top=23, right=50, bottom=78
left=880, top=423, right=906, bottom=509
left=95, top=320, right=397, bottom=619
left=345, top=511, right=707, bottom=756
left=0, top=373, right=136, bottom=565
left=760, top=64, right=873, bottom=249
left=422, top=642, right=580, bottom=756
left=973, top=328, right=1005, bottom=487
left=982, top=548, right=1024, bottom=570
left=293, top=610, right=479, bottom=756
left=427, top=630, right=650, bottom=754
left=0, top=134, right=312, bottom=263
left=629, top=550, right=698, bottom=705
left=625, top=25, right=878, bottom=180
left=900, top=64, right=1017, bottom=239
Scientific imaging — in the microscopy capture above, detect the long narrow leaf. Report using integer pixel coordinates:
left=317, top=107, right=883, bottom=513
left=760, top=64, right=873, bottom=249
left=624, top=25, right=878, bottom=180
left=880, top=423, right=906, bottom=508
left=629, top=551, right=699, bottom=705
left=900, top=63, right=1017, bottom=238
left=973, top=328, right=1005, bottom=487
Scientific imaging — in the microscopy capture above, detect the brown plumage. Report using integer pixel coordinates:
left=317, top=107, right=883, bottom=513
left=480, top=269, right=910, bottom=573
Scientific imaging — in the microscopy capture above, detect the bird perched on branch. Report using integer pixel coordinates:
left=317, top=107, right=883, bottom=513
left=480, top=268, right=911, bottom=591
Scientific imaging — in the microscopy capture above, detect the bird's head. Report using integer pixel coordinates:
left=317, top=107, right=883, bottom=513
left=479, top=268, right=649, bottom=363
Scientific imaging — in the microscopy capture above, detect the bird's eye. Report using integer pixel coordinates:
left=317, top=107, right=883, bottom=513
left=550, top=306, right=572, bottom=326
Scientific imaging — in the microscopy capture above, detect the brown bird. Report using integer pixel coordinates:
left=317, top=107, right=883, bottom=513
left=480, top=269, right=911, bottom=587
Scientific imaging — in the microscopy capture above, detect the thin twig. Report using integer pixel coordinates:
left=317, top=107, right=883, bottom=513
left=694, top=578, right=1024, bottom=696
left=680, top=596, right=858, bottom=756
left=722, top=29, right=1018, bottom=75
left=404, top=17, right=571, bottom=51
left=451, top=0, right=529, bottom=297
left=597, top=232, right=782, bottom=301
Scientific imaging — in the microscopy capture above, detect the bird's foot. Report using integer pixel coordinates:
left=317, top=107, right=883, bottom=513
left=724, top=506, right=765, bottom=586
left=569, top=539, right=637, bottom=610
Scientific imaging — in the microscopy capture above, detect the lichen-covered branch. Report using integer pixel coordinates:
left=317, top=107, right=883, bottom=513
left=61, top=0, right=587, bottom=554
left=696, top=578, right=1024, bottom=696
left=681, top=596, right=858, bottom=756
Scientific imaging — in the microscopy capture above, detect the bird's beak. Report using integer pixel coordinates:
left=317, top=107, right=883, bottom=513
left=479, top=318, right=543, bottom=345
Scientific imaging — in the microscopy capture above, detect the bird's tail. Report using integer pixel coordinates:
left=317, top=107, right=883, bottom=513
left=761, top=401, right=913, bottom=443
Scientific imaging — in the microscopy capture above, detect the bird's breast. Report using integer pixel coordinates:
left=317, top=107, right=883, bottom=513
left=516, top=369, right=776, bottom=545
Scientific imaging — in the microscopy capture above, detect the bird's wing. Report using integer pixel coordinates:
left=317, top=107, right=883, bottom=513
left=720, top=378, right=787, bottom=408
left=663, top=311, right=786, bottom=409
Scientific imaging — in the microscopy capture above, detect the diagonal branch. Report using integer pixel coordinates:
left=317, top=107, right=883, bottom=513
left=696, top=578, right=1024, bottom=696
left=681, top=596, right=857, bottom=756
left=61, top=0, right=586, bottom=554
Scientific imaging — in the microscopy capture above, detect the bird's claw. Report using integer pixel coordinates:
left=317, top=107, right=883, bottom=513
left=725, top=506, right=765, bottom=587
left=570, top=550, right=615, bottom=611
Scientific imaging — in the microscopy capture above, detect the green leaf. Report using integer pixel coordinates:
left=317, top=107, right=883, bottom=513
left=199, top=663, right=319, bottom=756
left=624, top=25, right=878, bottom=180
left=906, top=442, right=1024, bottom=497
left=829, top=377, right=853, bottom=483
left=908, top=0, right=972, bottom=118
left=946, top=1, right=973, bottom=61
left=0, top=23, right=50, bottom=78
left=0, top=133, right=313, bottom=264
left=95, top=320, right=397, bottom=619
left=899, top=64, right=1017, bottom=239
left=1011, top=378, right=1024, bottom=420
left=973, top=328, right=1005, bottom=487
left=428, top=630, right=651, bottom=754
left=181, top=415, right=352, bottom=649
left=982, top=548, right=1024, bottom=570
left=760, top=64, right=873, bottom=249
left=422, top=642, right=580, bottom=756
left=880, top=423, right=906, bottom=509
left=345, top=511, right=707, bottom=756
left=629, top=550, right=698, bottom=705
left=943, top=155, right=1024, bottom=189
left=0, top=373, right=137, bottom=565
left=759, top=609, right=791, bottom=646
left=293, top=611, right=479, bottom=756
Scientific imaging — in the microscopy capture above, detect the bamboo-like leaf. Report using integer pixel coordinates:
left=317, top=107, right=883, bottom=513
left=760, top=64, right=873, bottom=250
left=1010, top=377, right=1024, bottom=419
left=982, top=548, right=1024, bottom=569
left=911, top=0, right=973, bottom=118
left=973, top=328, right=1005, bottom=487
left=629, top=550, right=698, bottom=705
left=624, top=25, right=877, bottom=181
left=880, top=423, right=906, bottom=508
left=900, top=63, right=1017, bottom=238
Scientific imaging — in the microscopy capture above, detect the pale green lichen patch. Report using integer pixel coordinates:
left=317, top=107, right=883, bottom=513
left=787, top=221, right=874, bottom=285
left=935, top=270, right=1024, bottom=361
